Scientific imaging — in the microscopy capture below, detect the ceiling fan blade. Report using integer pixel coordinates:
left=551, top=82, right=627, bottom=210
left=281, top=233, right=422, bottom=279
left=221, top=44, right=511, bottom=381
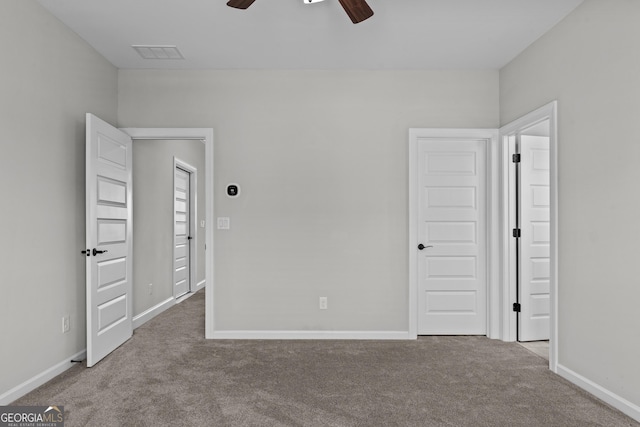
left=337, top=0, right=374, bottom=24
left=227, top=0, right=257, bottom=10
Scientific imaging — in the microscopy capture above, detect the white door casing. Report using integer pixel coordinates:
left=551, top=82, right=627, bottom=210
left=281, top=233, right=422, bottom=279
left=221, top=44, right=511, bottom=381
left=415, top=137, right=487, bottom=335
left=518, top=135, right=550, bottom=341
left=86, top=114, right=133, bottom=367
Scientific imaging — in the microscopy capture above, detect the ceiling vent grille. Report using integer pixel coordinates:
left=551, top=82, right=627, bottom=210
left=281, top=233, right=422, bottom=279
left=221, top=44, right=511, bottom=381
left=132, top=45, right=184, bottom=60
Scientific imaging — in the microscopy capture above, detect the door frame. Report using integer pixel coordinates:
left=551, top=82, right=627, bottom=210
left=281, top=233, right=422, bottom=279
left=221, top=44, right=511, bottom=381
left=499, top=101, right=558, bottom=372
left=121, top=128, right=215, bottom=338
left=173, top=158, right=198, bottom=300
left=409, top=128, right=500, bottom=339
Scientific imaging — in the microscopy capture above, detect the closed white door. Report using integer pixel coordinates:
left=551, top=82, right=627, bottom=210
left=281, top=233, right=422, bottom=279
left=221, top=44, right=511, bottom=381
left=518, top=135, right=550, bottom=342
left=174, top=167, right=191, bottom=298
left=417, top=139, right=487, bottom=335
left=86, top=114, right=133, bottom=367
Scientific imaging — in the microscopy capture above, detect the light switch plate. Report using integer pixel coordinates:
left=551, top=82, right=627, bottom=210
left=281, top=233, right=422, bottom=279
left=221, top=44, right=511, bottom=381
left=217, top=217, right=230, bottom=230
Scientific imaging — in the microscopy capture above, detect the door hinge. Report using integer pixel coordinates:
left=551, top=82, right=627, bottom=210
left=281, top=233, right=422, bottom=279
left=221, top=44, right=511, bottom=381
left=513, top=302, right=521, bottom=312
left=512, top=228, right=521, bottom=238
left=512, top=153, right=521, bottom=163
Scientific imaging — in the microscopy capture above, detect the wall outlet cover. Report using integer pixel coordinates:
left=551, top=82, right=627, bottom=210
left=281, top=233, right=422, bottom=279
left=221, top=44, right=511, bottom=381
left=62, top=316, right=70, bottom=333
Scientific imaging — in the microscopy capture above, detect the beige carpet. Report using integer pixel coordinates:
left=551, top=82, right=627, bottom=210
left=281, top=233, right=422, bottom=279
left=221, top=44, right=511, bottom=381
left=14, top=290, right=638, bottom=426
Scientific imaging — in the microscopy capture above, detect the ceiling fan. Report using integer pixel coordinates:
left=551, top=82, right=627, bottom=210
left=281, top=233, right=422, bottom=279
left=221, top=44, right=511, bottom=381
left=226, top=0, right=374, bottom=24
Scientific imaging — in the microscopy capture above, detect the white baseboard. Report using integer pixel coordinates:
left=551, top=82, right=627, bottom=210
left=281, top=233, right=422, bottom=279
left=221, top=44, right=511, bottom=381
left=3, top=295, right=186, bottom=405
left=132, top=297, right=175, bottom=329
left=557, top=364, right=640, bottom=422
left=0, top=349, right=86, bottom=406
left=194, top=279, right=205, bottom=291
left=210, top=330, right=412, bottom=340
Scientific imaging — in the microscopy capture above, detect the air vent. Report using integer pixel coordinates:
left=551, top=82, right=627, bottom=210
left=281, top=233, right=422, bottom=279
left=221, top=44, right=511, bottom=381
left=132, top=45, right=184, bottom=60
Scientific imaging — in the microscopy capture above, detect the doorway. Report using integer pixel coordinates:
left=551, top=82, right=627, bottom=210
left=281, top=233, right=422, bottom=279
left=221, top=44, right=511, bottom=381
left=500, top=101, right=558, bottom=371
left=86, top=119, right=214, bottom=367
left=130, top=139, right=206, bottom=317
left=121, top=127, right=215, bottom=338
left=409, top=128, right=500, bottom=338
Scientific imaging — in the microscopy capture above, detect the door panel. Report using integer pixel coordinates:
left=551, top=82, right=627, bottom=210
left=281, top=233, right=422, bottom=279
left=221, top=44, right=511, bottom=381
left=518, top=135, right=550, bottom=342
left=417, top=139, right=487, bottom=335
left=86, top=114, right=133, bottom=367
left=174, top=167, right=191, bottom=298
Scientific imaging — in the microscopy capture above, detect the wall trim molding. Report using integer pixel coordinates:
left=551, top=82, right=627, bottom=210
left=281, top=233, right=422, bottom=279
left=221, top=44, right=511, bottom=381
left=557, top=364, right=640, bottom=422
left=194, top=279, right=206, bottom=292
left=211, top=331, right=412, bottom=340
left=132, top=297, right=175, bottom=329
left=0, top=349, right=86, bottom=405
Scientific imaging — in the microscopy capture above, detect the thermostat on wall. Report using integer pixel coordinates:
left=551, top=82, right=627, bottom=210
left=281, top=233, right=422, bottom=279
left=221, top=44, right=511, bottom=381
left=226, top=183, right=240, bottom=198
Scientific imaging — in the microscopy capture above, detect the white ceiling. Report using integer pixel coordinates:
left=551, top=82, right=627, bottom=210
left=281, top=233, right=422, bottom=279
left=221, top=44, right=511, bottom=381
left=37, top=0, right=583, bottom=70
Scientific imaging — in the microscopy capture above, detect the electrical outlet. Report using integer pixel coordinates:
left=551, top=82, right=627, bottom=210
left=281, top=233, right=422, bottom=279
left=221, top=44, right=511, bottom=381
left=319, top=297, right=328, bottom=310
left=62, top=315, right=70, bottom=333
left=148, top=283, right=153, bottom=295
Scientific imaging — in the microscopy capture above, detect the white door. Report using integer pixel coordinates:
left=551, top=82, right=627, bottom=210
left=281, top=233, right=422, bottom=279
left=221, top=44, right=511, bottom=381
left=417, top=139, right=487, bottom=335
left=174, top=167, right=191, bottom=298
left=518, top=135, right=550, bottom=341
left=86, top=114, right=133, bottom=367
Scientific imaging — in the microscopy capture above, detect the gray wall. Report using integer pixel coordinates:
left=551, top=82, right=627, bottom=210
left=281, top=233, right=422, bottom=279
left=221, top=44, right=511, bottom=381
left=0, top=1, right=118, bottom=397
left=132, top=140, right=206, bottom=315
left=500, top=0, right=640, bottom=407
left=118, top=70, right=499, bottom=331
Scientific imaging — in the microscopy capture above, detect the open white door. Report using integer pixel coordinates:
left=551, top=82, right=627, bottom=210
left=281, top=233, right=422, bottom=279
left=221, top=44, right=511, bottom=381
left=86, top=114, right=133, bottom=367
left=518, top=135, right=550, bottom=341
left=173, top=166, right=191, bottom=298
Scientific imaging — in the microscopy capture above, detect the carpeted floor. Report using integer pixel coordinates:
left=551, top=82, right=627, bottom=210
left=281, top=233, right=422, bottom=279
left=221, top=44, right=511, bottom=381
left=14, top=290, right=639, bottom=426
